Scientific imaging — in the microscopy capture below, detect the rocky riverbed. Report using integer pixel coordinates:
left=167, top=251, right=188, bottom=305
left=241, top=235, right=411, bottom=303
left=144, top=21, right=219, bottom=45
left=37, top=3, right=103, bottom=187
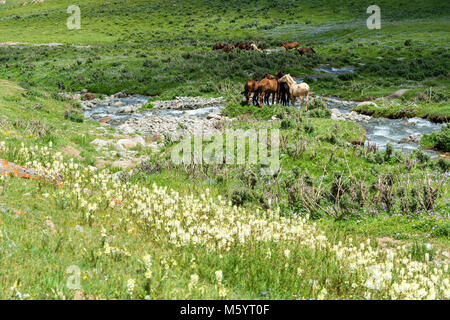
left=79, top=92, right=229, bottom=141
left=69, top=90, right=444, bottom=160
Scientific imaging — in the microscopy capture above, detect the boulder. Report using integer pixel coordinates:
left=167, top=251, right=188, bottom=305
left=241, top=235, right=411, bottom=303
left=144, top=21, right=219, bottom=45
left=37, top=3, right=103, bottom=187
left=83, top=93, right=96, bottom=101
left=117, top=136, right=146, bottom=149
left=377, top=89, right=409, bottom=100
left=356, top=101, right=379, bottom=108
left=400, top=133, right=422, bottom=144
left=91, top=139, right=111, bottom=148
left=99, top=116, right=111, bottom=124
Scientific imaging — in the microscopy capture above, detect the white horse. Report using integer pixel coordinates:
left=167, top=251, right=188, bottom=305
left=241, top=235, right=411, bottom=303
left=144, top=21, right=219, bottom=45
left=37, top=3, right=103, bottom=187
left=250, top=43, right=263, bottom=52
left=278, top=74, right=310, bottom=110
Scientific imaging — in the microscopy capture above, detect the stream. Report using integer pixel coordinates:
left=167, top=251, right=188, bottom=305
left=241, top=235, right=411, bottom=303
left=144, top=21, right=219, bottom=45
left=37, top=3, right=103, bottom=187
left=83, top=66, right=444, bottom=157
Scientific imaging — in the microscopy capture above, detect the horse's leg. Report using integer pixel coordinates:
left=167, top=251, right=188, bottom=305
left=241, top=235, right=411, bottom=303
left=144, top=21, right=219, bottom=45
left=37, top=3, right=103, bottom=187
left=305, top=93, right=309, bottom=111
left=260, top=92, right=264, bottom=107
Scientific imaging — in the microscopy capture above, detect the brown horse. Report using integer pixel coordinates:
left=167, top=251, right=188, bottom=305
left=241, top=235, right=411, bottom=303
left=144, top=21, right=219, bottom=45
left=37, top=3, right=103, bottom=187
left=241, top=80, right=260, bottom=106
left=235, top=43, right=251, bottom=50
left=257, top=78, right=279, bottom=107
left=213, top=43, right=225, bottom=50
left=297, top=47, right=316, bottom=56
left=242, top=74, right=274, bottom=106
left=223, top=44, right=235, bottom=52
left=280, top=41, right=299, bottom=51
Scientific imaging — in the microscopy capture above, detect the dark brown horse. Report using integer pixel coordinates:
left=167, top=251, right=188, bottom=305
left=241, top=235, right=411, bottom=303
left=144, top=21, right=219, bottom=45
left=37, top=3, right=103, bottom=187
left=213, top=43, right=225, bottom=50
left=280, top=41, right=299, bottom=51
left=223, top=44, right=235, bottom=52
left=242, top=80, right=260, bottom=106
left=297, top=47, right=316, bottom=56
left=235, top=43, right=251, bottom=50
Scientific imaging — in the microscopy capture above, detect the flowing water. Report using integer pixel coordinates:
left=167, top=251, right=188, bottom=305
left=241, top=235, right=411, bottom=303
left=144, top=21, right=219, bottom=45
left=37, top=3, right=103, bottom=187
left=321, top=97, right=443, bottom=156
left=84, top=92, right=443, bottom=157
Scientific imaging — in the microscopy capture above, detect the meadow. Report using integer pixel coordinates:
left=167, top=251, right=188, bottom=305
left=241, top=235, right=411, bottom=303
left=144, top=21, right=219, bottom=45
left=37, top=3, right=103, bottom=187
left=0, top=0, right=449, bottom=300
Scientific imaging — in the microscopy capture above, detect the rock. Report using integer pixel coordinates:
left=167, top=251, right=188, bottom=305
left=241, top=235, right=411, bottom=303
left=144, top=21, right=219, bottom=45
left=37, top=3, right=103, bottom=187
left=0, top=158, right=62, bottom=184
left=114, top=101, right=124, bottom=107
left=112, top=159, right=135, bottom=169
left=91, top=139, right=111, bottom=149
left=99, top=116, right=111, bottom=123
left=377, top=89, right=409, bottom=100
left=116, top=136, right=146, bottom=149
left=82, top=93, right=96, bottom=101
left=117, top=139, right=136, bottom=149
left=207, top=112, right=222, bottom=120
left=356, top=101, right=379, bottom=108
left=400, top=133, right=422, bottom=144
left=114, top=92, right=128, bottom=98
left=118, top=106, right=132, bottom=113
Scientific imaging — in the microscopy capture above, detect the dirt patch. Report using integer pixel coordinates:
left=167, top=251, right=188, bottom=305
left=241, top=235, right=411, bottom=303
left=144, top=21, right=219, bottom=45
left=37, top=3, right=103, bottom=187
left=60, top=146, right=82, bottom=159
left=376, top=237, right=404, bottom=248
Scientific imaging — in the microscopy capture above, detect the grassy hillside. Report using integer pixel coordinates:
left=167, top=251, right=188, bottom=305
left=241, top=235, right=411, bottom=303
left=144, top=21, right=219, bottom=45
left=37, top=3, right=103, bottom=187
left=0, top=0, right=448, bottom=110
left=0, top=0, right=449, bottom=300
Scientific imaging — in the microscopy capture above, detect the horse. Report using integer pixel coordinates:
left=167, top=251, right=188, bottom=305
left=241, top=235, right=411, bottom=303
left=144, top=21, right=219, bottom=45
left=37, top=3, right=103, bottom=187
left=278, top=74, right=310, bottom=110
left=223, top=44, right=235, bottom=52
left=241, top=80, right=260, bottom=106
left=213, top=43, right=225, bottom=50
left=275, top=72, right=291, bottom=106
left=242, top=74, right=274, bottom=106
left=250, top=43, right=263, bottom=52
left=235, top=43, right=251, bottom=50
left=297, top=47, right=316, bottom=56
left=259, top=74, right=277, bottom=105
left=256, top=78, right=280, bottom=107
left=280, top=41, right=299, bottom=51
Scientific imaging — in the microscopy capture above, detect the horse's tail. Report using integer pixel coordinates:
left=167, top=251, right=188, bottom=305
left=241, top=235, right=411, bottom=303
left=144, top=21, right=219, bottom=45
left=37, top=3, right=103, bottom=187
left=311, top=48, right=316, bottom=54
left=241, top=82, right=249, bottom=96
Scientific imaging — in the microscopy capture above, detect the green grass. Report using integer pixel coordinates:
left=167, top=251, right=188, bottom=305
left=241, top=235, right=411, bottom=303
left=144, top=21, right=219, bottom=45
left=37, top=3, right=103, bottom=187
left=0, top=0, right=449, bottom=300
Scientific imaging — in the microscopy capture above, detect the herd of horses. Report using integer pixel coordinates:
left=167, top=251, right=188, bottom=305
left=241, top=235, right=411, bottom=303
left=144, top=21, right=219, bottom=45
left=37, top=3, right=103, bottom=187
left=212, top=40, right=315, bottom=109
left=241, top=72, right=310, bottom=109
left=213, top=40, right=316, bottom=56
left=213, top=42, right=263, bottom=52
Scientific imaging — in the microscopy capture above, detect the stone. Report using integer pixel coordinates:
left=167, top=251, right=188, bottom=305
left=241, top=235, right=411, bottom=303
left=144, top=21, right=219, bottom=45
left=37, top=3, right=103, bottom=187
left=377, top=89, right=409, bottom=100
left=112, top=159, right=135, bottom=169
left=83, top=93, right=96, bottom=101
left=356, top=101, right=379, bottom=108
left=207, top=113, right=222, bottom=120
left=400, top=133, right=422, bottom=144
left=91, top=139, right=111, bottom=148
left=99, top=116, right=111, bottom=123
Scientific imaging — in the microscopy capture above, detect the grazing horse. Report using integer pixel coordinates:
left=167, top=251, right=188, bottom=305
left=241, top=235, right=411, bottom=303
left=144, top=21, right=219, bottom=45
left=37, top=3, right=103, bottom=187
left=223, top=44, right=235, bottom=52
left=213, top=43, right=225, bottom=50
left=280, top=41, right=299, bottom=51
left=297, top=47, right=316, bottom=56
left=235, top=43, right=251, bottom=50
left=250, top=43, right=263, bottom=52
left=257, top=78, right=279, bottom=107
left=278, top=74, right=310, bottom=110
